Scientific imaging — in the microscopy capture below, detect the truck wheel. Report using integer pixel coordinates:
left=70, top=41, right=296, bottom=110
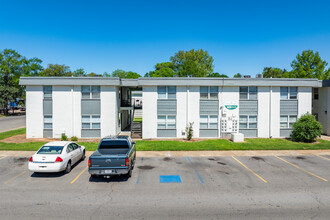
left=65, top=161, right=72, bottom=174
left=127, top=169, right=132, bottom=178
left=91, top=174, right=97, bottom=179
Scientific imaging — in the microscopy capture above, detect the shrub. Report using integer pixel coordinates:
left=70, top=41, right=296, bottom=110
left=61, top=133, right=68, bottom=141
left=185, top=122, right=194, bottom=140
left=291, top=113, right=322, bottom=143
left=70, top=136, right=78, bottom=141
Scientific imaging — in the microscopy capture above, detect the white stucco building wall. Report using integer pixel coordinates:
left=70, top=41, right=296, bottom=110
left=257, top=87, right=270, bottom=138
left=101, top=86, right=118, bottom=137
left=26, top=86, right=43, bottom=138
left=53, top=86, right=74, bottom=138
left=142, top=86, right=157, bottom=139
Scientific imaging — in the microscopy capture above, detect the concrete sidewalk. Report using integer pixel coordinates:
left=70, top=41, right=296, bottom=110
left=1, top=149, right=330, bottom=157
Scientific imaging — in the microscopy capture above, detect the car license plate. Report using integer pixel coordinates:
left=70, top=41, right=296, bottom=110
left=104, top=170, right=112, bottom=174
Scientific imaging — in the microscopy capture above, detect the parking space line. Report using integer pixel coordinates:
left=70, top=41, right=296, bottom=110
left=274, top=155, right=328, bottom=182
left=70, top=166, right=88, bottom=184
left=0, top=156, right=8, bottom=160
left=232, top=156, right=267, bottom=183
left=4, top=171, right=26, bottom=185
left=187, top=156, right=204, bottom=183
left=315, top=154, right=330, bottom=161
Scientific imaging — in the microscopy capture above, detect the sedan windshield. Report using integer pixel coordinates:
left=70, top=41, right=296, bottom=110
left=37, top=146, right=63, bottom=154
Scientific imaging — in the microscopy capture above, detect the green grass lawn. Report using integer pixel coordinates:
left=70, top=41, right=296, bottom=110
left=0, top=128, right=26, bottom=140
left=1, top=128, right=330, bottom=151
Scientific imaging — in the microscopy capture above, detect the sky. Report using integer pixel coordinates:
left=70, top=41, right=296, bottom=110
left=1, top=0, right=330, bottom=77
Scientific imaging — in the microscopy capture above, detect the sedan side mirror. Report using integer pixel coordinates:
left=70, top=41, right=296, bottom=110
left=132, top=141, right=136, bottom=145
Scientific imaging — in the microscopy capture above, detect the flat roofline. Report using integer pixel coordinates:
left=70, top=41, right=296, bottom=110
left=19, top=76, right=321, bottom=87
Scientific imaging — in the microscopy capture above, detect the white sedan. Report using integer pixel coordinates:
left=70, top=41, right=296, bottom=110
left=28, top=141, right=85, bottom=173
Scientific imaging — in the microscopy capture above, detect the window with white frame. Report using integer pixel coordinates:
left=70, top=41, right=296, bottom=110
left=82, top=115, right=100, bottom=129
left=157, top=115, right=176, bottom=129
left=157, top=86, right=176, bottom=99
left=280, top=115, right=297, bottom=128
left=82, top=86, right=100, bottom=99
left=280, top=87, right=297, bottom=100
left=200, top=115, right=218, bottom=129
left=44, top=115, right=52, bottom=129
left=313, top=88, right=319, bottom=100
left=239, top=115, right=257, bottom=129
left=200, top=86, right=218, bottom=99
left=239, top=86, right=257, bottom=100
left=43, top=86, right=52, bottom=99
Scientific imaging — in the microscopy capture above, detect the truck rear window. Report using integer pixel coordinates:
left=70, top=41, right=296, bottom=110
left=99, top=140, right=129, bottom=149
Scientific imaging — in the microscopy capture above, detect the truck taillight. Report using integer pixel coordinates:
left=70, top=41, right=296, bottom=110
left=29, top=157, right=33, bottom=162
left=88, top=158, right=91, bottom=167
left=125, top=158, right=129, bottom=167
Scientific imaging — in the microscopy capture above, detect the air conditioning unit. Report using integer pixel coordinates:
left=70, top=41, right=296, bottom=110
left=256, top=74, right=263, bottom=78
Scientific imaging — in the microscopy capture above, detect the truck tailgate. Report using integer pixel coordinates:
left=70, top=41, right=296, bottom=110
left=90, top=154, right=127, bottom=168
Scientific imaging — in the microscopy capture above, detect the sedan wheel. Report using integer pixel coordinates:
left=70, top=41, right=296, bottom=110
left=65, top=161, right=72, bottom=173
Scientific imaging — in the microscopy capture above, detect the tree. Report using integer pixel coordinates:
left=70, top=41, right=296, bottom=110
left=170, top=49, right=214, bottom=77
left=125, top=71, right=141, bottom=79
left=40, top=64, right=72, bottom=76
left=262, top=67, right=292, bottom=78
left=103, top=72, right=111, bottom=77
left=87, top=72, right=97, bottom=77
left=290, top=50, right=330, bottom=80
left=145, top=62, right=176, bottom=77
left=111, top=69, right=141, bottom=78
left=73, top=68, right=86, bottom=76
left=207, top=72, right=228, bottom=78
left=112, top=69, right=126, bottom=78
left=233, top=73, right=242, bottom=78
left=0, top=49, right=43, bottom=114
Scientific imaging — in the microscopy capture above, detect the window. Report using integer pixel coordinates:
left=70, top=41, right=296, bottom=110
left=200, top=115, right=218, bottom=129
left=280, top=115, right=297, bottom=128
left=239, top=115, right=257, bottom=129
left=157, top=86, right=176, bottom=99
left=157, top=115, right=176, bottom=129
left=44, top=115, right=52, bottom=129
left=280, top=87, right=297, bottom=100
left=313, top=88, right=319, bottom=100
left=82, top=86, right=100, bottom=99
left=239, top=87, right=257, bottom=100
left=67, top=144, right=74, bottom=153
left=200, top=86, right=218, bottom=100
left=82, top=115, right=100, bottom=129
left=43, top=86, right=52, bottom=99
left=72, top=143, right=79, bottom=150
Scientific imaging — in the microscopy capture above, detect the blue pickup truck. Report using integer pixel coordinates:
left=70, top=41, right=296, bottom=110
left=88, top=135, right=136, bottom=178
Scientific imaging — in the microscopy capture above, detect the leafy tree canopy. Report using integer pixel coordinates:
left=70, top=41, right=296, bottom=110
left=40, top=64, right=72, bottom=76
left=207, top=72, right=228, bottom=78
left=170, top=49, right=214, bottom=77
left=262, top=67, right=292, bottom=78
left=233, top=73, right=242, bottom=78
left=0, top=49, right=43, bottom=114
left=112, top=69, right=141, bottom=79
left=73, top=68, right=86, bottom=76
left=145, top=62, right=176, bottom=77
left=290, top=50, right=330, bottom=80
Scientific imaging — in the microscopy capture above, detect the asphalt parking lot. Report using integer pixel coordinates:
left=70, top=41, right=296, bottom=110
left=1, top=153, right=330, bottom=219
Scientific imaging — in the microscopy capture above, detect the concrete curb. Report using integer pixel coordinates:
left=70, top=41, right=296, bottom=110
left=1, top=150, right=330, bottom=157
